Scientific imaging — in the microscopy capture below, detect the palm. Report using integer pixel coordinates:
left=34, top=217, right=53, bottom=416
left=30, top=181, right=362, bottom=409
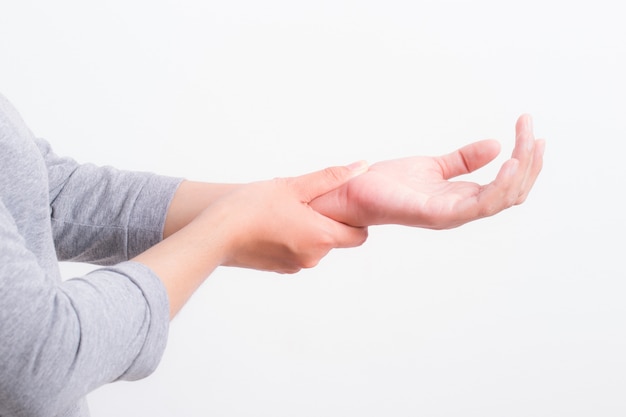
left=343, top=156, right=485, bottom=228
left=311, top=115, right=544, bottom=229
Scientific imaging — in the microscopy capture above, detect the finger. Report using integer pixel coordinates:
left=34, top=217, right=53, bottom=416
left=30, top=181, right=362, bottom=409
left=455, top=158, right=520, bottom=222
left=292, top=161, right=368, bottom=202
left=326, top=222, right=369, bottom=249
left=296, top=220, right=368, bottom=269
left=488, top=114, right=536, bottom=206
left=516, top=138, right=545, bottom=204
left=512, top=114, right=535, bottom=156
left=436, top=139, right=501, bottom=179
left=511, top=114, right=536, bottom=182
left=441, top=115, right=539, bottom=225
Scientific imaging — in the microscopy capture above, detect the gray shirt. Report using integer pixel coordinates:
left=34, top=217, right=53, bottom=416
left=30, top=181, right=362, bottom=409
left=0, top=93, right=182, bottom=417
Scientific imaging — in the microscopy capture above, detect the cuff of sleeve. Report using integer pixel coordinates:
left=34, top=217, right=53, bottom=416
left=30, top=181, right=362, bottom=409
left=113, top=261, right=170, bottom=381
left=127, top=174, right=183, bottom=259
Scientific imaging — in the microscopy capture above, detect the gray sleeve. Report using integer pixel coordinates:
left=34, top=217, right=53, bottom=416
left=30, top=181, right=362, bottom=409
left=36, top=137, right=183, bottom=265
left=0, top=201, right=170, bottom=417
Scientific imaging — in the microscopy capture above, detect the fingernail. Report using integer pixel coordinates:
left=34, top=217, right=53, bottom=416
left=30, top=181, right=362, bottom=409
left=347, top=160, right=368, bottom=172
left=525, top=115, right=533, bottom=130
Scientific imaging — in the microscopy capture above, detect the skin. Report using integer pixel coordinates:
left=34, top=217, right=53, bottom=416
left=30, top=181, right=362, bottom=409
left=133, top=162, right=370, bottom=318
left=311, top=114, right=545, bottom=228
left=133, top=114, right=545, bottom=318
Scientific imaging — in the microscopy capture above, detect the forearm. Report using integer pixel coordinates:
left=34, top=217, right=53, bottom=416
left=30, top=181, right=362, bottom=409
left=163, top=180, right=242, bottom=238
left=137, top=164, right=368, bottom=319
left=43, top=144, right=182, bottom=264
left=134, top=204, right=232, bottom=319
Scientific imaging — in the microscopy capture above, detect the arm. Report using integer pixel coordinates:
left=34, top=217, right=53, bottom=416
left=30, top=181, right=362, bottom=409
left=0, top=201, right=169, bottom=416
left=0, top=96, right=170, bottom=416
left=128, top=113, right=544, bottom=319
left=38, top=135, right=250, bottom=262
left=37, top=137, right=183, bottom=264
left=0, top=160, right=367, bottom=415
left=133, top=162, right=369, bottom=319
left=310, top=114, right=545, bottom=228
left=163, top=115, right=543, bottom=237
left=162, top=181, right=240, bottom=238
left=37, top=131, right=367, bottom=319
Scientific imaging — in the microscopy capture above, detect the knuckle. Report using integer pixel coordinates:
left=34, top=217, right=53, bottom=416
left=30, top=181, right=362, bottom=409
left=318, top=232, right=336, bottom=248
left=322, top=166, right=347, bottom=184
left=298, top=244, right=331, bottom=269
left=430, top=224, right=447, bottom=231
left=357, top=228, right=369, bottom=245
left=346, top=231, right=368, bottom=247
left=300, top=257, right=320, bottom=269
left=506, top=191, right=520, bottom=207
left=273, top=176, right=291, bottom=189
left=479, top=202, right=500, bottom=218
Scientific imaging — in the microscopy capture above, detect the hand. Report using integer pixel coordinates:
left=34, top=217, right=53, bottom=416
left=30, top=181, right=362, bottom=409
left=205, top=162, right=369, bottom=273
left=135, top=162, right=369, bottom=318
left=310, top=114, right=545, bottom=229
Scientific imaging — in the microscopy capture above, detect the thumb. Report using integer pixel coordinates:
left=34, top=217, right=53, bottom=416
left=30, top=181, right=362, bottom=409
left=292, top=161, right=368, bottom=202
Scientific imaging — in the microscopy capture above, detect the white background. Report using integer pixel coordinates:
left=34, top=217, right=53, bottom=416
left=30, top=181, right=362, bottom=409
left=1, top=0, right=625, bottom=416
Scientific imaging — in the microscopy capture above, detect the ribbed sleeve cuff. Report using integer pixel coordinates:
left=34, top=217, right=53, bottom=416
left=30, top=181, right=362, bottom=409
left=113, top=261, right=171, bottom=381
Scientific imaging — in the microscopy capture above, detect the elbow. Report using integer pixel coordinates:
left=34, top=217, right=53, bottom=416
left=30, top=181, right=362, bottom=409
left=0, top=295, right=84, bottom=417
